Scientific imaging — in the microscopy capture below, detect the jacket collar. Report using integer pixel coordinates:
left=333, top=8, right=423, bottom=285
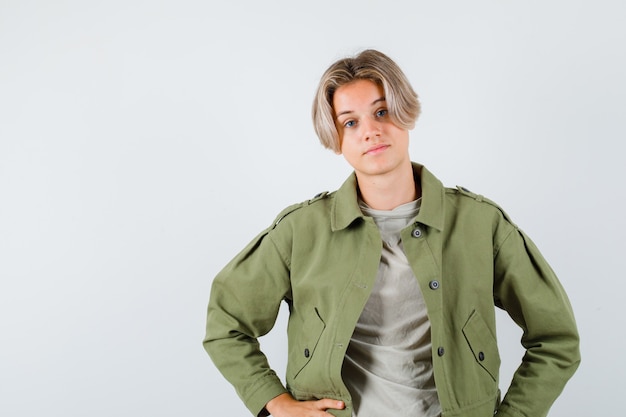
left=331, top=162, right=445, bottom=232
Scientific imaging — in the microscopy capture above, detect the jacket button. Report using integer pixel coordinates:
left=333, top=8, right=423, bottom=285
left=478, top=352, right=485, bottom=361
left=437, top=346, right=445, bottom=357
left=429, top=280, right=440, bottom=290
left=411, top=228, right=422, bottom=238
left=304, top=348, right=310, bottom=358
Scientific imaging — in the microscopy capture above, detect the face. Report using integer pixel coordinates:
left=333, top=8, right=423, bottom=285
left=333, top=79, right=411, bottom=181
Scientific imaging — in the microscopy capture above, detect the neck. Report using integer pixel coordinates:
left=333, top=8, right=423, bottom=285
left=356, top=162, right=420, bottom=210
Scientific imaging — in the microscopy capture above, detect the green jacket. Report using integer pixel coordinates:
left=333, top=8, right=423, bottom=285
left=203, top=164, right=580, bottom=417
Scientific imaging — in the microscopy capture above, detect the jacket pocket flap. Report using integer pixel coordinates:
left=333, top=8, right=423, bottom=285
left=462, top=310, right=501, bottom=382
left=288, top=308, right=326, bottom=380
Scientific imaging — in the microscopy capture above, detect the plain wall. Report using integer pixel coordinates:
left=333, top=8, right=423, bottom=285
left=1, top=1, right=624, bottom=416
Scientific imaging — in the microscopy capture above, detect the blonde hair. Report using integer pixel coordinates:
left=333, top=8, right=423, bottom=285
left=312, top=49, right=420, bottom=153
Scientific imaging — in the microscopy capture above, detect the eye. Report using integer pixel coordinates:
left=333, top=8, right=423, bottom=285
left=376, top=109, right=388, bottom=118
left=344, top=120, right=356, bottom=128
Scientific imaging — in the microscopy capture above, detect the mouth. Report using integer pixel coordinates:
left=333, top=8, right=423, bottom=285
left=364, top=144, right=389, bottom=155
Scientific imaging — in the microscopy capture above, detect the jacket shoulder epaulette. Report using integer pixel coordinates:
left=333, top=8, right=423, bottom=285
left=272, top=191, right=331, bottom=228
left=454, top=185, right=483, bottom=201
left=453, top=185, right=517, bottom=227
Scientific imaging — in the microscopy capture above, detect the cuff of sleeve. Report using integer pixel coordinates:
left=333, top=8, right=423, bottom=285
left=244, top=375, right=288, bottom=417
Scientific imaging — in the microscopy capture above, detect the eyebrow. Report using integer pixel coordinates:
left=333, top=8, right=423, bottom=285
left=335, top=96, right=386, bottom=118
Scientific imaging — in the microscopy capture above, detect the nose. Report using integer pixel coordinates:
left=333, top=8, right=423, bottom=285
left=362, top=116, right=381, bottom=140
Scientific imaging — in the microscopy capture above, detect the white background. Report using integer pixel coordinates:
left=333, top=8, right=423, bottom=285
left=1, top=1, right=624, bottom=416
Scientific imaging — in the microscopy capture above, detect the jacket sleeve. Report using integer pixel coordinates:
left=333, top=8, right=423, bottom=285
left=493, top=222, right=580, bottom=417
left=203, top=220, right=293, bottom=416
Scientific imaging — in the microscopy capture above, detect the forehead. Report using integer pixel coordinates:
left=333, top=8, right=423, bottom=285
left=332, top=79, right=385, bottom=113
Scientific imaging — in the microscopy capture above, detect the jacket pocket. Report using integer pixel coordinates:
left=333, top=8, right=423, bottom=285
left=462, top=310, right=501, bottom=382
left=288, top=307, right=326, bottom=380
